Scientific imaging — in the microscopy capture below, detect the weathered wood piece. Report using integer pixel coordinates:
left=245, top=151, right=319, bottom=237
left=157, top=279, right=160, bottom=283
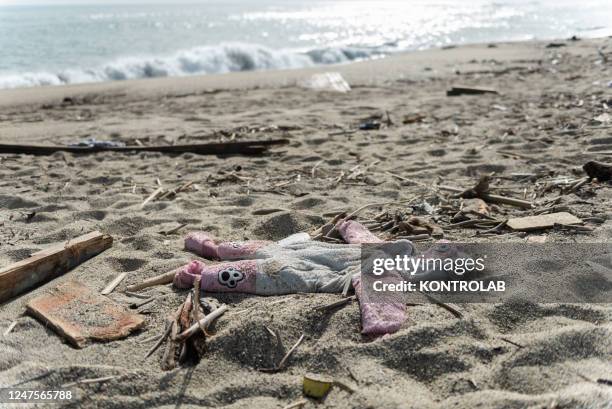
left=0, top=139, right=289, bottom=156
left=446, top=85, right=499, bottom=96
left=26, top=280, right=145, bottom=348
left=507, top=212, right=583, bottom=231
left=101, top=272, right=127, bottom=295
left=0, top=231, right=113, bottom=303
left=126, top=270, right=176, bottom=292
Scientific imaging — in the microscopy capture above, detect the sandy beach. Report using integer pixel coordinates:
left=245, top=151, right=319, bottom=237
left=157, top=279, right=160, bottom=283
left=0, top=37, right=611, bottom=408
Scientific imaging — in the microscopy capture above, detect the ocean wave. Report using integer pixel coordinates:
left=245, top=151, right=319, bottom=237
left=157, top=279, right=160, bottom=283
left=0, top=42, right=390, bottom=90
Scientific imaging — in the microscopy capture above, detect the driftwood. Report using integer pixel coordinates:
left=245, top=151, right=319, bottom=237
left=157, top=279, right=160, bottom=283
left=0, top=139, right=289, bottom=156
left=0, top=231, right=113, bottom=303
left=175, top=304, right=228, bottom=342
left=126, top=270, right=176, bottom=292
left=447, top=85, right=499, bottom=96
left=439, top=184, right=533, bottom=209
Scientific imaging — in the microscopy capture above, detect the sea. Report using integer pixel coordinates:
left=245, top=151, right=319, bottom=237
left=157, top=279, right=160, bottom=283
left=1, top=0, right=611, bottom=89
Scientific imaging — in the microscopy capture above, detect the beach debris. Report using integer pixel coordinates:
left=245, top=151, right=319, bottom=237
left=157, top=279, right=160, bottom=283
left=300, top=72, right=351, bottom=93
left=303, top=373, right=334, bottom=399
left=440, top=175, right=533, bottom=209
left=0, top=139, right=289, bottom=156
left=453, top=198, right=490, bottom=221
left=506, top=212, right=583, bottom=232
left=359, top=119, right=381, bottom=131
left=159, top=223, right=188, bottom=236
left=126, top=270, right=176, bottom=292
left=142, top=181, right=195, bottom=208
left=500, top=337, right=525, bottom=349
left=593, top=113, right=611, bottom=124
left=583, top=161, right=612, bottom=182
left=545, top=42, right=566, bottom=48
left=3, top=320, right=18, bottom=336
left=314, top=295, right=356, bottom=313
left=302, top=373, right=356, bottom=399
left=26, top=280, right=145, bottom=348
left=402, top=112, right=426, bottom=124
left=259, top=333, right=305, bottom=373
left=0, top=231, right=113, bottom=303
left=175, top=304, right=227, bottom=342
left=446, top=85, right=498, bottom=96
left=152, top=288, right=226, bottom=370
left=100, top=272, right=127, bottom=295
left=283, top=399, right=308, bottom=409
left=180, top=220, right=412, bottom=336
left=141, top=187, right=164, bottom=208
left=365, top=210, right=444, bottom=239
left=62, top=375, right=119, bottom=388
left=69, top=138, right=125, bottom=148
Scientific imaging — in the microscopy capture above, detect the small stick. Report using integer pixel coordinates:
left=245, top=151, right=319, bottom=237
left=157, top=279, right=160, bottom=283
left=175, top=304, right=228, bottom=342
left=260, top=333, right=306, bottom=373
left=314, top=296, right=356, bottom=313
left=476, top=220, right=508, bottom=235
left=124, top=291, right=151, bottom=299
left=145, top=323, right=172, bottom=359
left=438, top=185, right=533, bottom=209
left=3, top=320, right=17, bottom=336
left=126, top=270, right=176, bottom=292
left=283, top=399, right=308, bottom=409
left=497, top=150, right=536, bottom=160
left=62, top=375, right=117, bottom=388
left=500, top=337, right=524, bottom=349
left=131, top=297, right=156, bottom=309
left=101, top=272, right=127, bottom=295
left=328, top=130, right=357, bottom=136
left=418, top=291, right=463, bottom=318
left=385, top=171, right=429, bottom=187
left=394, top=234, right=431, bottom=241
left=311, top=160, right=324, bottom=179
left=333, top=379, right=356, bottom=393
left=159, top=223, right=188, bottom=236
left=191, top=275, right=211, bottom=337
left=564, top=177, right=589, bottom=194
left=277, top=333, right=306, bottom=369
left=145, top=303, right=184, bottom=359
left=138, top=334, right=162, bottom=344
left=141, top=187, right=164, bottom=208
left=130, top=293, right=172, bottom=309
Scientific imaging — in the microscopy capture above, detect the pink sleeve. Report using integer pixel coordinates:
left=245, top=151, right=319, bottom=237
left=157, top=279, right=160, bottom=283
left=337, top=220, right=383, bottom=244
left=352, top=275, right=406, bottom=335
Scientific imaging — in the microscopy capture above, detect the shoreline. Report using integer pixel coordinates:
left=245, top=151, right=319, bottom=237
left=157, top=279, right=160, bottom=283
left=1, top=37, right=604, bottom=109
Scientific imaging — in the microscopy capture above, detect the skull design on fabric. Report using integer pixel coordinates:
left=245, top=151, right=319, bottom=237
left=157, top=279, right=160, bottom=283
left=218, top=267, right=245, bottom=288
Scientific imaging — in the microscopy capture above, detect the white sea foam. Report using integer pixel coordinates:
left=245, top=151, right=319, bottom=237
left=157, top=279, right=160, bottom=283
left=0, top=43, right=382, bottom=89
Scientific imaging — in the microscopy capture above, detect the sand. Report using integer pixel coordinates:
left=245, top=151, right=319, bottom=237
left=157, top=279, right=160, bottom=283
left=0, top=38, right=611, bottom=408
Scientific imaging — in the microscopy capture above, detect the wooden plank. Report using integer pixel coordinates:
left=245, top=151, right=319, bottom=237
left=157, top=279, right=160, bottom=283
left=0, top=139, right=289, bottom=156
left=507, top=212, right=583, bottom=231
left=447, top=85, right=499, bottom=96
left=0, top=231, right=113, bottom=303
left=26, top=280, right=145, bottom=348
